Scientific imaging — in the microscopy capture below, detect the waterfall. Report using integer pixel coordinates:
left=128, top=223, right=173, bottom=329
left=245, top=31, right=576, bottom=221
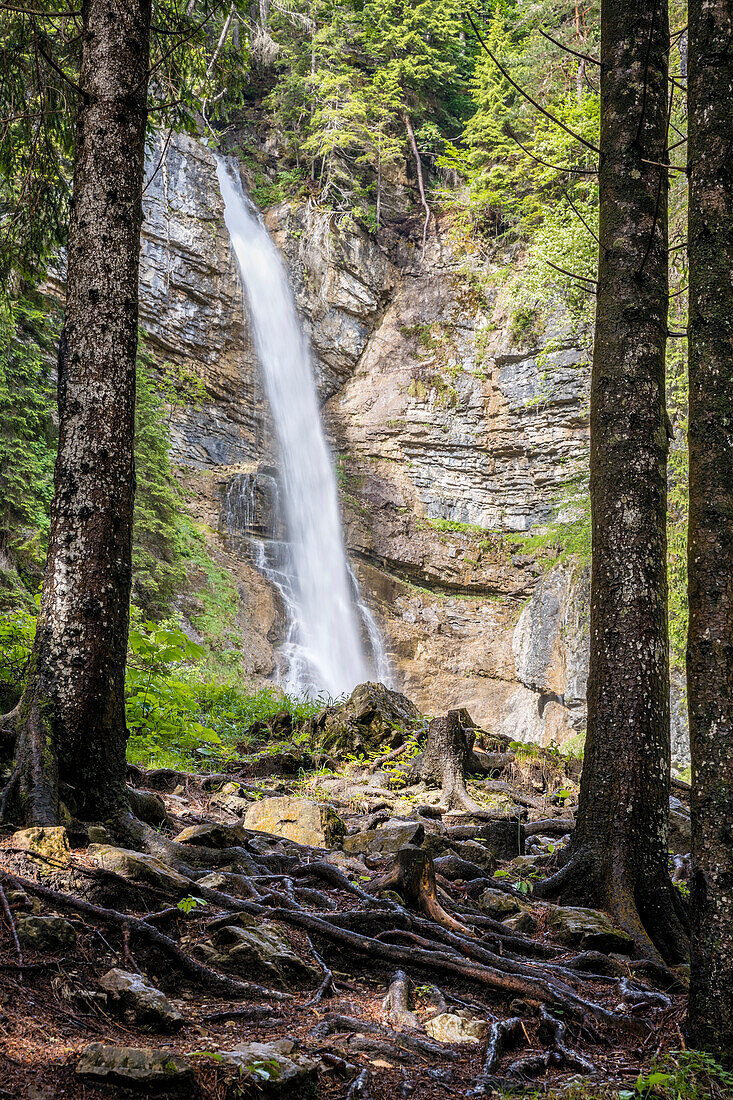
left=215, top=157, right=389, bottom=698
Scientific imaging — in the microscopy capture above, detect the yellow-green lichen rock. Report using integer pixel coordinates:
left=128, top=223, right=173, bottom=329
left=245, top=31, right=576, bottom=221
left=13, top=826, right=70, bottom=868
left=244, top=796, right=346, bottom=848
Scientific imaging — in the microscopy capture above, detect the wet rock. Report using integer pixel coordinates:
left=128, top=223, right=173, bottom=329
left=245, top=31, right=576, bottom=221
left=99, top=969, right=184, bottom=1032
left=244, top=796, right=346, bottom=848
left=343, top=821, right=424, bottom=857
left=214, top=1038, right=318, bottom=1097
left=175, top=822, right=247, bottom=848
left=205, top=914, right=319, bottom=985
left=425, top=1012, right=489, bottom=1044
left=76, top=1043, right=193, bottom=1089
left=306, top=681, right=422, bottom=756
left=13, top=826, right=70, bottom=868
left=16, top=915, right=76, bottom=952
left=87, top=845, right=190, bottom=897
left=545, top=906, right=635, bottom=954
left=477, top=887, right=523, bottom=919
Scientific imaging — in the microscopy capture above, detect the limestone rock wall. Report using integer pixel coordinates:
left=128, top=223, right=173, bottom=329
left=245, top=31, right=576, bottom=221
left=136, top=133, right=689, bottom=764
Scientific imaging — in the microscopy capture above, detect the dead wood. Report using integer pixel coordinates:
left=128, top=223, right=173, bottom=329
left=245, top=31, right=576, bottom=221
left=0, top=880, right=23, bottom=972
left=383, top=969, right=421, bottom=1029
left=371, top=846, right=475, bottom=935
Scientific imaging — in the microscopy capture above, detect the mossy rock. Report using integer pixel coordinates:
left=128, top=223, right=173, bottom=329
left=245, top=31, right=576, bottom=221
left=306, top=681, right=422, bottom=757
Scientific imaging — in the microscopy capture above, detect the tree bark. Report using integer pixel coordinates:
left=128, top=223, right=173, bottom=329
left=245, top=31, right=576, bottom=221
left=2, top=0, right=152, bottom=825
left=686, top=0, right=733, bottom=1061
left=535, top=0, right=688, bottom=964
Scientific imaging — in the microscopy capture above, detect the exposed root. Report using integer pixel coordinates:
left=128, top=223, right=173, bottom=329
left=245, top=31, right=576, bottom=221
left=0, top=879, right=23, bottom=972
left=346, top=1068, right=371, bottom=1100
left=305, top=934, right=338, bottom=1006
left=383, top=969, right=421, bottom=1029
left=0, top=868, right=290, bottom=1002
left=538, top=1004, right=595, bottom=1073
left=470, top=1016, right=526, bottom=1092
left=534, top=848, right=690, bottom=965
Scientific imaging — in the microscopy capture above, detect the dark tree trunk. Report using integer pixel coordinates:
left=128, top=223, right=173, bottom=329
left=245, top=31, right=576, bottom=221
left=1, top=0, right=152, bottom=825
left=535, top=0, right=688, bottom=963
left=686, top=0, right=733, bottom=1060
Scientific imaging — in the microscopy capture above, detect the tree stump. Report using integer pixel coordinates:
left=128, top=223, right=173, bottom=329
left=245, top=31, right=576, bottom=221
left=409, top=710, right=483, bottom=812
left=376, top=845, right=473, bottom=936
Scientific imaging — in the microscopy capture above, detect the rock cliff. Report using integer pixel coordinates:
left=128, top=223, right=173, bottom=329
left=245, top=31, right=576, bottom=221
left=137, top=132, right=689, bottom=766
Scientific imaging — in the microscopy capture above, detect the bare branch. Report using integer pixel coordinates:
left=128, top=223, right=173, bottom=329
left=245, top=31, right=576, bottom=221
left=538, top=28, right=600, bottom=67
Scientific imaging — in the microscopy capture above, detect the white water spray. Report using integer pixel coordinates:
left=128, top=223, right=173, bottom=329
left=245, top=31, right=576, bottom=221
left=215, top=157, right=389, bottom=697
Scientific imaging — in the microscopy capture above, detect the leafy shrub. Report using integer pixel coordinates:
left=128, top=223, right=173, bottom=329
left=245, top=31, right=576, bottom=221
left=125, top=620, right=221, bottom=766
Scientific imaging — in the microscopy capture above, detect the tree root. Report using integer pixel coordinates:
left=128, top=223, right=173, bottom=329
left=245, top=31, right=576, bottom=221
left=0, top=868, right=290, bottom=1002
left=538, top=1004, right=595, bottom=1073
left=533, top=848, right=690, bottom=965
left=305, top=934, right=338, bottom=1006
left=346, top=1068, right=371, bottom=1100
left=0, top=879, right=23, bottom=972
left=383, top=969, right=421, bottom=1029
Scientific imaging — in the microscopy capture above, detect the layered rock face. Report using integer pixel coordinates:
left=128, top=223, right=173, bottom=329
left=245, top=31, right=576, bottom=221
left=137, top=133, right=689, bottom=765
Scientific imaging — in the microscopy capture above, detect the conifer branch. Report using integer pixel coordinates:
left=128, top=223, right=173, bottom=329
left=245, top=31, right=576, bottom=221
left=466, top=13, right=599, bottom=155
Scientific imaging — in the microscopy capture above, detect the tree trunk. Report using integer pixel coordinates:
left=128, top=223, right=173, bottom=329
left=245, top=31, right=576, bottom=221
left=1, top=0, right=152, bottom=825
left=686, top=0, right=733, bottom=1060
left=535, top=0, right=688, bottom=964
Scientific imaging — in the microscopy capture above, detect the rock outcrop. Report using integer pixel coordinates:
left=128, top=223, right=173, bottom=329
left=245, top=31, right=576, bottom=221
left=135, top=132, right=690, bottom=763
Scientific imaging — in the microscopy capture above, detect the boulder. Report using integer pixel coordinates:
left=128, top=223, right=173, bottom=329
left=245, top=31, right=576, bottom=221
left=87, top=845, right=190, bottom=897
left=98, top=969, right=183, bottom=1032
left=76, top=1044, right=193, bottom=1089
left=13, top=826, right=70, bottom=868
left=175, top=822, right=247, bottom=848
left=209, top=782, right=254, bottom=817
left=477, top=887, right=523, bottom=919
left=203, top=914, right=319, bottom=986
left=197, top=871, right=257, bottom=897
left=16, top=915, right=76, bottom=952
left=212, top=1039, right=318, bottom=1097
left=305, top=681, right=422, bottom=756
left=343, top=821, right=424, bottom=857
left=425, top=1012, right=489, bottom=1044
left=545, top=906, right=635, bottom=954
left=244, top=797, right=346, bottom=848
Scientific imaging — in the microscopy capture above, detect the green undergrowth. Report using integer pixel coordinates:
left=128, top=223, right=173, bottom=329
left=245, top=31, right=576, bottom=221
left=492, top=1050, right=733, bottom=1100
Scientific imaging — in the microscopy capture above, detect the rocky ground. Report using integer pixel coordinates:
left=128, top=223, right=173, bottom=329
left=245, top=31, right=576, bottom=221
left=0, top=685, right=693, bottom=1100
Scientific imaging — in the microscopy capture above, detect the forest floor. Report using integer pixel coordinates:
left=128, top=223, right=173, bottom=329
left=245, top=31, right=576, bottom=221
left=0, top=695, right=708, bottom=1100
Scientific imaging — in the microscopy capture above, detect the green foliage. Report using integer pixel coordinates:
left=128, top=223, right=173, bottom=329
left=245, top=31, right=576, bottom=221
left=0, top=605, right=35, bottom=710
left=619, top=1050, right=733, bottom=1100
left=125, top=619, right=221, bottom=764
left=0, top=297, right=58, bottom=589
left=132, top=349, right=189, bottom=619
left=177, top=894, right=207, bottom=915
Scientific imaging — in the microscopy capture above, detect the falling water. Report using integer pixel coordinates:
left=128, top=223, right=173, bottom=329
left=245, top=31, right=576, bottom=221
left=215, top=157, right=389, bottom=697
